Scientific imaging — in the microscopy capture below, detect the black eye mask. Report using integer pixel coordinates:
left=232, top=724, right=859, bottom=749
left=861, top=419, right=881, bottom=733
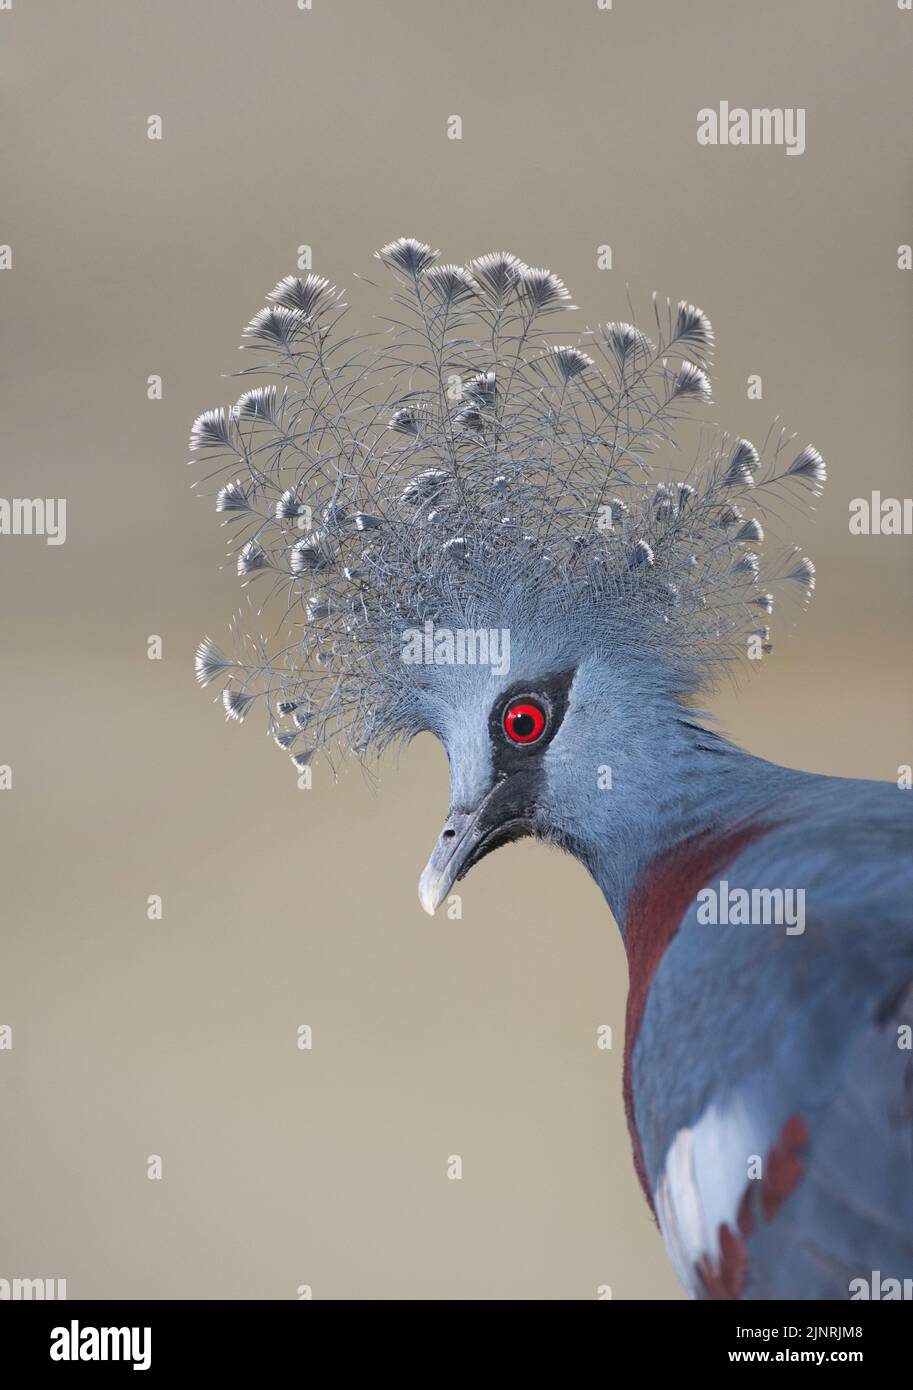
left=488, top=670, right=575, bottom=775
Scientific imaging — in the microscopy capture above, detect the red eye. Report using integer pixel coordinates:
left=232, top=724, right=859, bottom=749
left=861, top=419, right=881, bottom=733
left=503, top=700, right=547, bottom=744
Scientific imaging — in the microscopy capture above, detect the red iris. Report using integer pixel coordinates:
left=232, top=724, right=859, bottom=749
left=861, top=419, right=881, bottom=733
left=503, top=700, right=546, bottom=744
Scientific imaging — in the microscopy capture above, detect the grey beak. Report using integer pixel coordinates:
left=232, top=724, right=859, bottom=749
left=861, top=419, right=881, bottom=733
left=417, top=774, right=539, bottom=916
left=418, top=808, right=488, bottom=916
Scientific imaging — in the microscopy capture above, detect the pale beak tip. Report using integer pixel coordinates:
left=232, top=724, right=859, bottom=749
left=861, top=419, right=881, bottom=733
left=416, top=861, right=444, bottom=917
left=418, top=875, right=440, bottom=917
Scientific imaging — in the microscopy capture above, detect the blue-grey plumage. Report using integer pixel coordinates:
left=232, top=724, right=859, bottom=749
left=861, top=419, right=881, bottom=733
left=418, top=656, right=913, bottom=1299
left=192, top=239, right=912, bottom=1299
left=621, top=758, right=913, bottom=1300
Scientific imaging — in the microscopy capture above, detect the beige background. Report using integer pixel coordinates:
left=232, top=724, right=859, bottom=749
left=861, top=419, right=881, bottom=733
left=1, top=0, right=911, bottom=1299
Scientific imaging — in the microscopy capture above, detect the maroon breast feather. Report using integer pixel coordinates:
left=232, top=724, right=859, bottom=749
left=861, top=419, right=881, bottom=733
left=622, top=819, right=774, bottom=1209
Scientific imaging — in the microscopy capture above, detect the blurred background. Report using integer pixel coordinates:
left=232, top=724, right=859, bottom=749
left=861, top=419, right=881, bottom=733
left=1, top=0, right=911, bottom=1299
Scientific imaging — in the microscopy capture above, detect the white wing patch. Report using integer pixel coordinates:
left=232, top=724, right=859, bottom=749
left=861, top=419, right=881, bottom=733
left=654, top=1099, right=763, bottom=1297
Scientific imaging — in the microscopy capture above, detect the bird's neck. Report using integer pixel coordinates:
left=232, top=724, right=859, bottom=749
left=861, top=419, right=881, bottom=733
left=576, top=721, right=804, bottom=938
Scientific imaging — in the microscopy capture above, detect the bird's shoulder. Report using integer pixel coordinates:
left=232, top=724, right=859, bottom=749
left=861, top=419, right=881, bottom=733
left=631, top=772, right=913, bottom=1297
left=654, top=975, right=913, bottom=1299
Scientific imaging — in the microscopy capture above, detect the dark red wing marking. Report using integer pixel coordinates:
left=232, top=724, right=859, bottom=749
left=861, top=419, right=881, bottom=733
left=759, top=1113, right=809, bottom=1222
left=623, top=819, right=773, bottom=1208
left=697, top=1223, right=750, bottom=1301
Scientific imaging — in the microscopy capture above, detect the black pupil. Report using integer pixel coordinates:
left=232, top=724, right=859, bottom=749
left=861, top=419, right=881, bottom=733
left=512, top=711, right=536, bottom=738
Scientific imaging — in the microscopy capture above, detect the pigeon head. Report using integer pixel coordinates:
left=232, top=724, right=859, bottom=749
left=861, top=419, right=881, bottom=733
left=415, top=656, right=577, bottom=914
left=392, top=605, right=689, bottom=914
left=191, top=238, right=824, bottom=911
